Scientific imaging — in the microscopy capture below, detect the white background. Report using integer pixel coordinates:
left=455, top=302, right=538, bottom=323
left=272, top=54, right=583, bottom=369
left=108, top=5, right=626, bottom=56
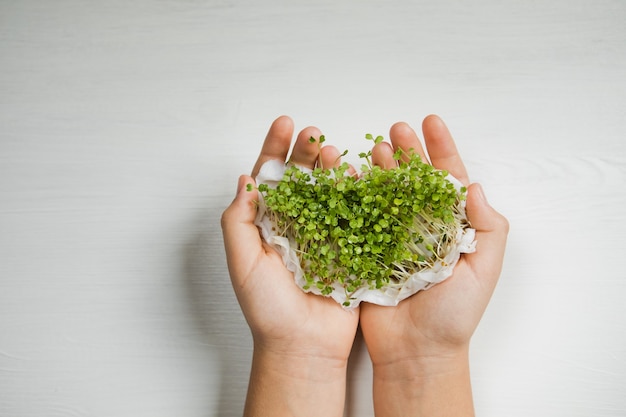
left=1, top=1, right=625, bottom=416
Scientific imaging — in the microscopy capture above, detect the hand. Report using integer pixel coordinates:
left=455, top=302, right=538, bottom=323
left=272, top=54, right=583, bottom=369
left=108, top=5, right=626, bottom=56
left=221, top=116, right=359, bottom=417
left=359, top=115, right=509, bottom=417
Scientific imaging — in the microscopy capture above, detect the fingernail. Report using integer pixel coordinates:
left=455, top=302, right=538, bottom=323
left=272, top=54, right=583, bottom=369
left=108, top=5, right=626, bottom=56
left=237, top=175, right=248, bottom=194
left=475, top=183, right=488, bottom=204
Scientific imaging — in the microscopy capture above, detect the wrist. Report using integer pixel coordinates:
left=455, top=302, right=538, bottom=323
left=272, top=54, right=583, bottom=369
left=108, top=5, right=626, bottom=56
left=253, top=342, right=349, bottom=382
left=243, top=345, right=348, bottom=417
left=372, top=343, right=470, bottom=375
left=371, top=346, right=474, bottom=417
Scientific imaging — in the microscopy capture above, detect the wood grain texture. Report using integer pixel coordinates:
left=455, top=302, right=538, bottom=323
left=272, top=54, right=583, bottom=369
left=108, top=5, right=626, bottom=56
left=1, top=0, right=625, bottom=416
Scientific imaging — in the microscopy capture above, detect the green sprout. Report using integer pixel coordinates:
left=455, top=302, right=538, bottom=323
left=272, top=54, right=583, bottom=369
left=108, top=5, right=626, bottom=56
left=257, top=134, right=470, bottom=307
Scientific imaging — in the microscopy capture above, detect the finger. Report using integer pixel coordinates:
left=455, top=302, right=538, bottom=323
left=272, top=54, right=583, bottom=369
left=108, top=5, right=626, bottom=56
left=288, top=126, right=324, bottom=170
left=319, top=145, right=342, bottom=169
left=251, top=115, right=294, bottom=178
left=389, top=122, right=428, bottom=164
left=371, top=141, right=397, bottom=169
left=221, top=175, right=264, bottom=284
left=319, top=144, right=357, bottom=176
left=463, top=183, right=509, bottom=286
left=422, top=115, right=470, bottom=185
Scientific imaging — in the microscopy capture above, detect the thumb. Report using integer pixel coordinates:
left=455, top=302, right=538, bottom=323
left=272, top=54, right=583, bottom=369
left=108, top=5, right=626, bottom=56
left=221, top=175, right=264, bottom=281
left=224, top=175, right=259, bottom=224
left=464, top=183, right=509, bottom=283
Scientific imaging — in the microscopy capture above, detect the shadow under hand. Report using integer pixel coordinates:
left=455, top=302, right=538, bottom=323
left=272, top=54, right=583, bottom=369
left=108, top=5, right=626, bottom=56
left=183, top=199, right=252, bottom=417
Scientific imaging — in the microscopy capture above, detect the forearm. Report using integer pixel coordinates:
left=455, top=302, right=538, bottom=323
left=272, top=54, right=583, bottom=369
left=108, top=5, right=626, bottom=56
left=243, top=346, right=348, bottom=417
left=371, top=347, right=474, bottom=417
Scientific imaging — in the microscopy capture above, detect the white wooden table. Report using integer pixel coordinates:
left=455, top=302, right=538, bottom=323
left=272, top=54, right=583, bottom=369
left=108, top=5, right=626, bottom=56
left=1, top=1, right=625, bottom=415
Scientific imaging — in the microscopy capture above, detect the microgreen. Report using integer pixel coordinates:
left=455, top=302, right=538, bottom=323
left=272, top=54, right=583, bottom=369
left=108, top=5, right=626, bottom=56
left=256, top=134, right=471, bottom=307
